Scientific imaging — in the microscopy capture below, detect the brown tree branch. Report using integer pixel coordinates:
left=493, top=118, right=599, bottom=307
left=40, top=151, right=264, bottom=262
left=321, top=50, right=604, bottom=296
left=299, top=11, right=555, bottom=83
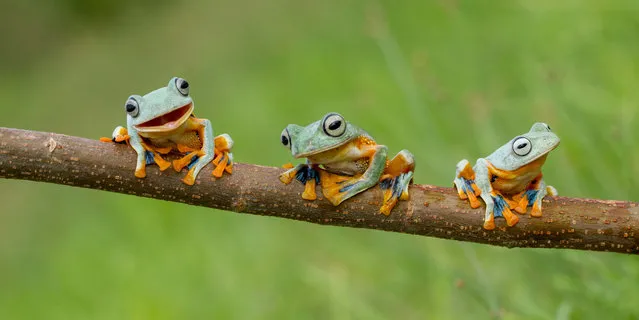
left=1, top=127, right=638, bottom=254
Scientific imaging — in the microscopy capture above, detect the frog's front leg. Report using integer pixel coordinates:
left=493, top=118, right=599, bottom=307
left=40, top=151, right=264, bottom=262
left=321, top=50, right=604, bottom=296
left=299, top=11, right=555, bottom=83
left=474, top=159, right=519, bottom=230
left=181, top=118, right=216, bottom=185
left=379, top=149, right=415, bottom=215
left=127, top=133, right=149, bottom=178
left=321, top=145, right=388, bottom=206
left=279, top=163, right=320, bottom=200
left=212, top=133, right=234, bottom=177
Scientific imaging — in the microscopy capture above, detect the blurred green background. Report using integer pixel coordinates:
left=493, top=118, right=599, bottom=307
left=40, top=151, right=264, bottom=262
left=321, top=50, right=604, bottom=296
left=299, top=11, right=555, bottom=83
left=1, top=0, right=638, bottom=318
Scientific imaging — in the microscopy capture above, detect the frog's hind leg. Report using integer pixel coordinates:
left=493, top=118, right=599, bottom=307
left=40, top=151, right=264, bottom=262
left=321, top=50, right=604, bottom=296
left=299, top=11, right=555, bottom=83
left=379, top=149, right=415, bottom=215
left=527, top=177, right=557, bottom=218
left=453, top=159, right=482, bottom=209
left=212, top=134, right=234, bottom=177
left=100, top=126, right=130, bottom=144
left=320, top=145, right=388, bottom=206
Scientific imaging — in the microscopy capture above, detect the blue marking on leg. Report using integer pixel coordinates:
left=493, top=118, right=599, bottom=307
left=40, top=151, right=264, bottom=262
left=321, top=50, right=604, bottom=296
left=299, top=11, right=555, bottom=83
left=492, top=194, right=507, bottom=218
left=392, top=177, right=403, bottom=198
left=145, top=151, right=154, bottom=165
left=379, top=178, right=392, bottom=190
left=187, top=155, right=200, bottom=170
left=295, top=165, right=319, bottom=184
left=525, top=189, right=539, bottom=207
left=340, top=182, right=357, bottom=193
left=462, top=178, right=475, bottom=194
left=379, top=175, right=408, bottom=198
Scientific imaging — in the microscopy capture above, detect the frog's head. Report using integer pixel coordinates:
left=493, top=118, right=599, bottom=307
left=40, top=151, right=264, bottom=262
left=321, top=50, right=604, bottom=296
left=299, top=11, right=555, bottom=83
left=488, top=122, right=560, bottom=171
left=125, top=77, right=194, bottom=133
left=280, top=112, right=359, bottom=158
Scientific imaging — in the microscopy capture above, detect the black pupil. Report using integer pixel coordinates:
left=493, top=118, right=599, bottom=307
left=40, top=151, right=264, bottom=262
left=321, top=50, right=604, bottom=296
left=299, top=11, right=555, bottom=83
left=328, top=120, right=341, bottom=131
left=517, top=143, right=528, bottom=149
left=281, top=135, right=289, bottom=145
left=180, top=80, right=189, bottom=89
left=126, top=103, right=136, bottom=112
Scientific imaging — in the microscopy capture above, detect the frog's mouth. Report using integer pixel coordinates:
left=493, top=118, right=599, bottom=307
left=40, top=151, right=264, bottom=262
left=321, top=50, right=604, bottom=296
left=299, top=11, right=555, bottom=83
left=134, top=103, right=194, bottom=133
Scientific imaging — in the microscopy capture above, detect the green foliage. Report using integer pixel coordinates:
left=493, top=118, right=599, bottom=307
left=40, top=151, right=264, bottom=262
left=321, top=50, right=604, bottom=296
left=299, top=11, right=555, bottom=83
left=0, top=0, right=638, bottom=318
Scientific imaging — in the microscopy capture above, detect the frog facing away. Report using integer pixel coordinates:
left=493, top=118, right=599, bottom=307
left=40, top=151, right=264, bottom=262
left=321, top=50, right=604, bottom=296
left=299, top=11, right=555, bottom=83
left=453, top=123, right=559, bottom=230
left=100, top=77, right=233, bottom=185
left=279, top=112, right=415, bottom=215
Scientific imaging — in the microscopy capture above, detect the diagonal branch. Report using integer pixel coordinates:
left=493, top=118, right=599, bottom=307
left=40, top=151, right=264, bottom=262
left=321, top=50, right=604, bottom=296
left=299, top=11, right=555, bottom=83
left=1, top=127, right=638, bottom=254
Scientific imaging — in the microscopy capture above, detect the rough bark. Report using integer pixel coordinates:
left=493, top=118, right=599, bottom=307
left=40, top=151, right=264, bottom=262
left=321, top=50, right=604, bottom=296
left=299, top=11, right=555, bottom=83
left=1, top=127, right=638, bottom=254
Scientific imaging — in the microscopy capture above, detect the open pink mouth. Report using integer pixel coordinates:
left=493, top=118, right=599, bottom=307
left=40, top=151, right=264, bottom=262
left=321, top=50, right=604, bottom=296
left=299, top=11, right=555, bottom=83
left=135, top=103, right=193, bottom=131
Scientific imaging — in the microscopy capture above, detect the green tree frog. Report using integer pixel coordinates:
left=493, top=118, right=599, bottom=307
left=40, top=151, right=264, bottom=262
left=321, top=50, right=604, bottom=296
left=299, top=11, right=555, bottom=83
left=101, top=77, right=233, bottom=185
left=279, top=112, right=415, bottom=215
left=453, top=123, right=559, bottom=230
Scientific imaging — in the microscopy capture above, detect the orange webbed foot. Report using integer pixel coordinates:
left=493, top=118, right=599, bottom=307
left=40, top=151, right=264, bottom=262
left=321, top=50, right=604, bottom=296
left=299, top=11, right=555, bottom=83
left=280, top=166, right=298, bottom=184
left=135, top=168, right=146, bottom=178
left=483, top=218, right=496, bottom=230
left=212, top=152, right=231, bottom=178
left=319, top=170, right=354, bottom=206
left=302, top=180, right=317, bottom=200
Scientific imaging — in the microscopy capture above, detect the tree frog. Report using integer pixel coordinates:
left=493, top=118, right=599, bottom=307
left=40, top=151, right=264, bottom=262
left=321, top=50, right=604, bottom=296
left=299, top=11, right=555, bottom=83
left=101, top=77, right=233, bottom=185
left=279, top=112, right=415, bottom=215
left=453, top=123, right=559, bottom=230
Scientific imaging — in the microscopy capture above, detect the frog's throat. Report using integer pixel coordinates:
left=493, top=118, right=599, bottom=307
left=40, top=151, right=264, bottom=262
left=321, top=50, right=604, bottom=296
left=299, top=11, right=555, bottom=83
left=134, top=103, right=194, bottom=133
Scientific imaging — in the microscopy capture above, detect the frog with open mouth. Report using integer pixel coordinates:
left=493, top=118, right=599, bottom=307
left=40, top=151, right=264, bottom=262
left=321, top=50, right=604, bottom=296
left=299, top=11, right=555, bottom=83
left=101, top=77, right=233, bottom=185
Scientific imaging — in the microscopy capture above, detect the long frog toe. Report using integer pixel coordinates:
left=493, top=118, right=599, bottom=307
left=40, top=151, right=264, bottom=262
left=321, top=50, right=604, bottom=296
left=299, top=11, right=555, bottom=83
left=212, top=156, right=228, bottom=178
left=182, top=165, right=200, bottom=185
left=152, top=153, right=171, bottom=171
left=483, top=218, right=496, bottom=230
left=224, top=162, right=233, bottom=174
left=502, top=207, right=520, bottom=227
left=135, top=168, right=146, bottom=178
left=173, top=152, right=199, bottom=172
left=530, top=200, right=543, bottom=217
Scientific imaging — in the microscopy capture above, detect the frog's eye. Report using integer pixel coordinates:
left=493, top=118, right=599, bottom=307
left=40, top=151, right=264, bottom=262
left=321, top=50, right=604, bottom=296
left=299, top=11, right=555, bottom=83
left=175, top=78, right=189, bottom=96
left=322, top=113, right=346, bottom=137
left=545, top=124, right=552, bottom=131
left=281, top=128, right=291, bottom=149
left=512, top=137, right=532, bottom=156
left=125, top=98, right=139, bottom=117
